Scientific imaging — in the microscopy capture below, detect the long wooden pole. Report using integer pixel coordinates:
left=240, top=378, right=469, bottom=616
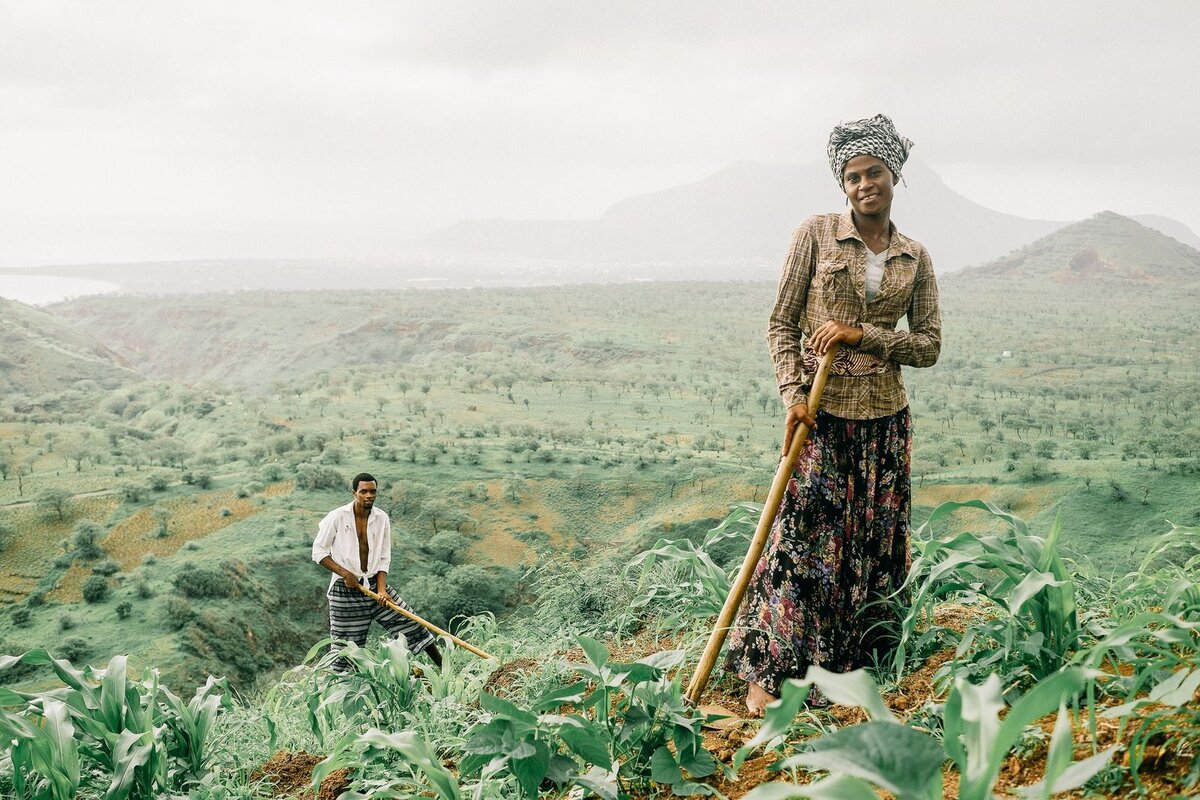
left=356, top=585, right=495, bottom=660
left=684, top=345, right=839, bottom=704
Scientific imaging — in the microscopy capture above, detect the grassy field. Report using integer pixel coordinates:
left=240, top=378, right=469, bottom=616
left=1, top=263, right=1199, bottom=691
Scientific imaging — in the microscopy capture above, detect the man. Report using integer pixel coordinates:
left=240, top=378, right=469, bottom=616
left=312, top=472, right=442, bottom=669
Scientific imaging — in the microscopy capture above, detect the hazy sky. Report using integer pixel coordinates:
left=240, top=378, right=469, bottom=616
left=2, top=1, right=1196, bottom=266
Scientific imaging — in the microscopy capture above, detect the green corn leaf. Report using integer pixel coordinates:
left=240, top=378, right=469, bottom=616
left=1035, top=704, right=1074, bottom=800
left=945, top=673, right=1004, bottom=796
left=777, top=721, right=943, bottom=800
left=358, top=729, right=462, bottom=800
left=99, top=655, right=129, bottom=733
left=995, top=668, right=1089, bottom=761
left=40, top=698, right=82, bottom=800
left=1006, top=571, right=1062, bottom=616
left=806, top=667, right=896, bottom=722
left=1148, top=667, right=1200, bottom=707
left=735, top=678, right=810, bottom=768
left=1016, top=746, right=1118, bottom=797
left=105, top=729, right=153, bottom=800
left=741, top=774, right=882, bottom=800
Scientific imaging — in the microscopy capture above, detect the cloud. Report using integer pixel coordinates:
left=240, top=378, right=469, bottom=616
left=0, top=1, right=1197, bottom=264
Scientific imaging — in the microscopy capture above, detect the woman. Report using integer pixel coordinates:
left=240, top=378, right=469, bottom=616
left=725, top=114, right=941, bottom=714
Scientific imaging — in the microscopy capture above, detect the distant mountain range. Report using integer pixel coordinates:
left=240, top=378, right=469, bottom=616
left=2, top=162, right=1198, bottom=296
left=426, top=160, right=1200, bottom=275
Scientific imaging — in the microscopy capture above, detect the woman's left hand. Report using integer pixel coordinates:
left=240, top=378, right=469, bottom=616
left=808, top=320, right=863, bottom=354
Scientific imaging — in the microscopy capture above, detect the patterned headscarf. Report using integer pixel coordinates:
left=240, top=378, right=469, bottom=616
left=826, top=114, right=914, bottom=188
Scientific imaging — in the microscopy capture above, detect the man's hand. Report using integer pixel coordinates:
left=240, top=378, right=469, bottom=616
left=808, top=320, right=862, bottom=355
left=783, top=403, right=817, bottom=456
left=342, top=573, right=361, bottom=592
left=374, top=581, right=391, bottom=606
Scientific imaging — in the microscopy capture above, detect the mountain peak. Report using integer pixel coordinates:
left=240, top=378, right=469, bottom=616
left=963, top=211, right=1200, bottom=282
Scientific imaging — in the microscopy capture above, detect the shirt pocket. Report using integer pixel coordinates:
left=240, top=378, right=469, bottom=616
left=875, top=260, right=916, bottom=316
left=813, top=258, right=853, bottom=314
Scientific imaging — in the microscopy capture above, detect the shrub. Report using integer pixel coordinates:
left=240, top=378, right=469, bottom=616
left=218, top=507, right=233, bottom=517
left=423, top=531, right=469, bottom=564
left=295, top=463, right=344, bottom=491
left=164, top=595, right=194, bottom=629
left=149, top=471, right=172, bottom=491
left=26, top=590, right=46, bottom=607
left=10, top=605, right=30, bottom=627
left=115, top=601, right=133, bottom=620
left=92, top=558, right=121, bottom=577
left=135, top=583, right=154, bottom=600
left=60, top=614, right=76, bottom=631
left=73, top=520, right=105, bottom=560
left=58, top=637, right=89, bottom=662
left=173, top=564, right=233, bottom=599
left=82, top=575, right=111, bottom=603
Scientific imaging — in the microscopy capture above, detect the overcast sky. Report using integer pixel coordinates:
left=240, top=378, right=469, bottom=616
left=2, top=1, right=1196, bottom=266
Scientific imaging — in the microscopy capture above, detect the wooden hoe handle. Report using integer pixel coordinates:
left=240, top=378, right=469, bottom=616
left=684, top=345, right=840, bottom=705
left=357, top=585, right=495, bottom=661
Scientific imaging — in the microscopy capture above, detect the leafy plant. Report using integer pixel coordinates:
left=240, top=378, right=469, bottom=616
left=459, top=635, right=718, bottom=798
left=313, top=729, right=463, bottom=800
left=0, top=649, right=231, bottom=799
left=896, top=501, right=1079, bottom=686
left=738, top=666, right=1114, bottom=800
left=626, top=503, right=755, bottom=632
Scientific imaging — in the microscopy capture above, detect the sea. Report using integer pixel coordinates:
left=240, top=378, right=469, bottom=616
left=0, top=274, right=120, bottom=306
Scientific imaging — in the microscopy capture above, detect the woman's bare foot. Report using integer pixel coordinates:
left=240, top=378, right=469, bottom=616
left=745, top=682, right=777, bottom=718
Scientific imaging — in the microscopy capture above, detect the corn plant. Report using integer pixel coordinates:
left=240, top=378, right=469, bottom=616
left=458, top=635, right=718, bottom=798
left=0, top=648, right=230, bottom=799
left=896, top=500, right=1079, bottom=685
left=738, top=666, right=1114, bottom=800
left=625, top=502, right=756, bottom=632
left=1094, top=664, right=1200, bottom=793
left=313, top=728, right=464, bottom=800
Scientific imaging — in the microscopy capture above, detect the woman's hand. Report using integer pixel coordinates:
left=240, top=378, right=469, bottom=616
left=783, top=403, right=817, bottom=456
left=808, top=320, right=863, bottom=354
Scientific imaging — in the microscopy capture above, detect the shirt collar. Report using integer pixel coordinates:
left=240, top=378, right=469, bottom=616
left=835, top=208, right=918, bottom=259
left=340, top=500, right=378, bottom=522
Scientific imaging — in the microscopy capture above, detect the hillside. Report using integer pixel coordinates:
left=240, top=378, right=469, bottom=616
left=0, top=296, right=135, bottom=399
left=964, top=211, right=1200, bottom=281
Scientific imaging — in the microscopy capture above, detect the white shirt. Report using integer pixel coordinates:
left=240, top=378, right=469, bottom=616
left=311, top=501, right=393, bottom=591
left=865, top=247, right=887, bottom=303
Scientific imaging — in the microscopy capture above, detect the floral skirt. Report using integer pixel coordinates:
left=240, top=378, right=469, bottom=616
left=725, top=407, right=912, bottom=695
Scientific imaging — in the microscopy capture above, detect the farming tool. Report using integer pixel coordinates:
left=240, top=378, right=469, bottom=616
left=684, top=345, right=839, bottom=710
left=356, top=584, right=495, bottom=660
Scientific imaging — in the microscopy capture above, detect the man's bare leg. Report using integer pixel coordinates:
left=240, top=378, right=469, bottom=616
left=745, top=681, right=777, bottom=717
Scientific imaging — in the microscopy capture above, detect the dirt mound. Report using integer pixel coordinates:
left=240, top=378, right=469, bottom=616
left=253, top=750, right=350, bottom=800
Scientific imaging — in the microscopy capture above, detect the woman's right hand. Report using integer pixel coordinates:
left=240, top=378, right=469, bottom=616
left=783, top=402, right=817, bottom=456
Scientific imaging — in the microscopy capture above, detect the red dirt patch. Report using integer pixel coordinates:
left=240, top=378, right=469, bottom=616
left=253, top=750, right=350, bottom=800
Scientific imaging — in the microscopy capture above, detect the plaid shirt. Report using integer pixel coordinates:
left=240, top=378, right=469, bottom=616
left=767, top=210, right=941, bottom=419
